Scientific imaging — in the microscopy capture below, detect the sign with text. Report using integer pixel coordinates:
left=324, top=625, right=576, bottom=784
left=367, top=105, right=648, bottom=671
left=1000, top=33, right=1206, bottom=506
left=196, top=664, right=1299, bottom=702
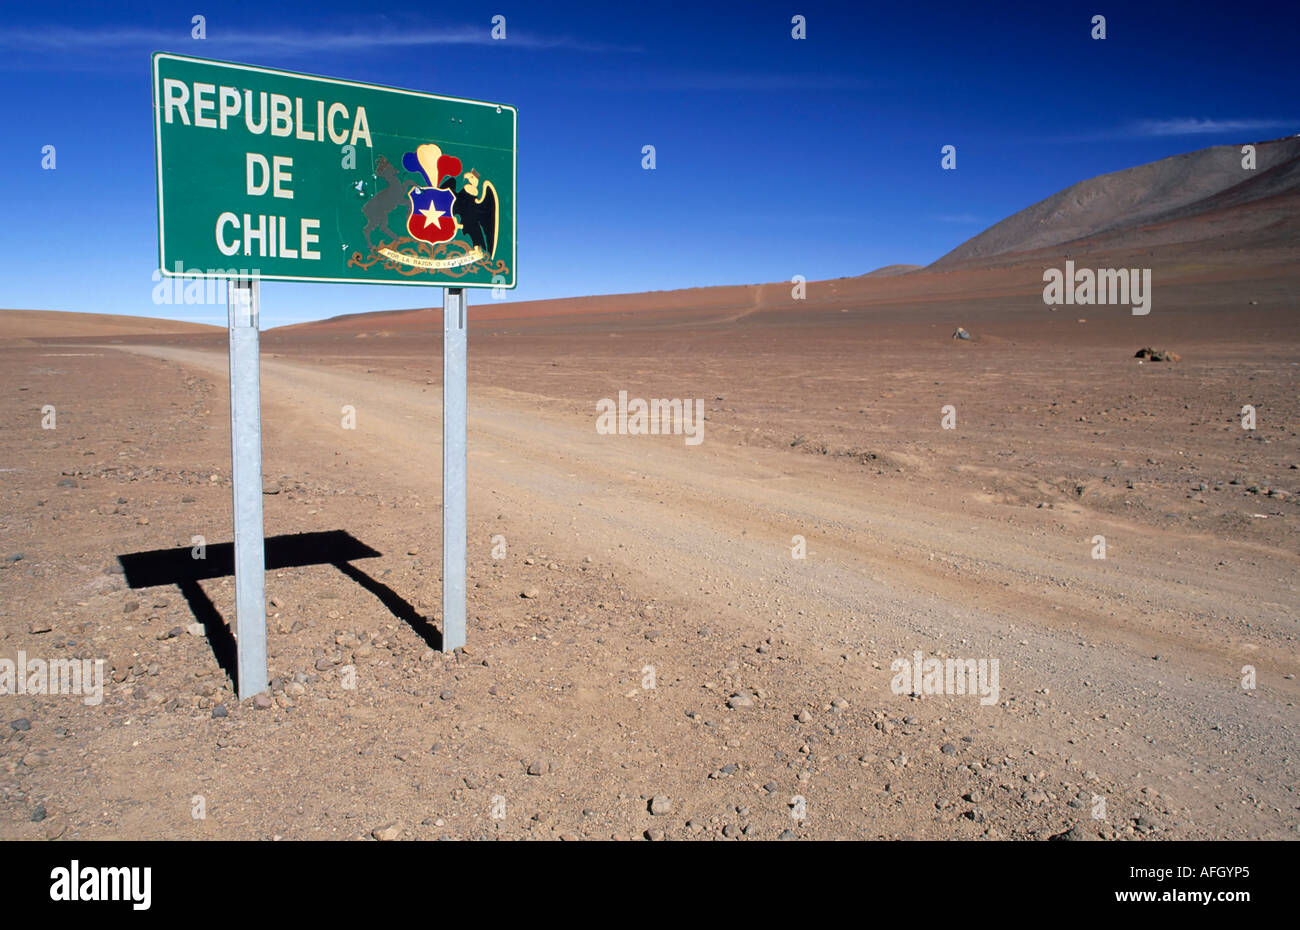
left=152, top=53, right=516, bottom=288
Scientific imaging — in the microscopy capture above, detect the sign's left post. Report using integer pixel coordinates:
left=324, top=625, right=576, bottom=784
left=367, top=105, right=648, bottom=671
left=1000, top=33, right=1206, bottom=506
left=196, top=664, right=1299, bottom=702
left=227, top=277, right=267, bottom=699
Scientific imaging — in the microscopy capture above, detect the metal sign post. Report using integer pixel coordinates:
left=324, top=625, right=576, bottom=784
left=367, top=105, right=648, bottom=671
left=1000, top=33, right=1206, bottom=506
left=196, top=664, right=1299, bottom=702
left=442, top=288, right=467, bottom=651
left=227, top=277, right=268, bottom=698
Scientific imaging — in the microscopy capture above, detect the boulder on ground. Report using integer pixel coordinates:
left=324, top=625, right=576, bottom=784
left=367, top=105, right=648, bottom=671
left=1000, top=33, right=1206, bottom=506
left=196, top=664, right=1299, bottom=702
left=952, top=327, right=971, bottom=341
left=1134, top=347, right=1181, bottom=362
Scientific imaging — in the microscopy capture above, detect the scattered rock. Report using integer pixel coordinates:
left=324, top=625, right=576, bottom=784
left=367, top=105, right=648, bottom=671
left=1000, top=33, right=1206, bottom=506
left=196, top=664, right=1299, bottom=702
left=372, top=823, right=402, bottom=841
left=649, top=795, right=672, bottom=816
left=11, top=718, right=31, bottom=732
left=1050, top=823, right=1098, bottom=841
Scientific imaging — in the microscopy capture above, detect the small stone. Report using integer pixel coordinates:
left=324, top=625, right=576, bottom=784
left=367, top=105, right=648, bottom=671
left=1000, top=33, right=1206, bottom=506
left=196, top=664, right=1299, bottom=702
left=31, top=805, right=46, bottom=822
left=211, top=704, right=228, bottom=718
left=644, top=828, right=664, bottom=841
left=726, top=692, right=754, bottom=709
left=649, top=795, right=672, bottom=816
left=186, top=623, right=205, bottom=637
left=11, top=718, right=31, bottom=732
left=722, top=823, right=741, bottom=839
left=521, top=588, right=540, bottom=599
left=372, top=823, right=402, bottom=841
left=527, top=760, right=547, bottom=776
left=941, top=743, right=958, bottom=755
left=440, top=690, right=455, bottom=701
left=253, top=694, right=273, bottom=710
left=779, top=829, right=796, bottom=840
left=1051, top=823, right=1097, bottom=842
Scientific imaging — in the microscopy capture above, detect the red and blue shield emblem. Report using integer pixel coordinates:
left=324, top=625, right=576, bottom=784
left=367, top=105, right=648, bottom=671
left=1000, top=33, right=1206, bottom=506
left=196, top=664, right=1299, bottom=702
left=403, top=147, right=462, bottom=245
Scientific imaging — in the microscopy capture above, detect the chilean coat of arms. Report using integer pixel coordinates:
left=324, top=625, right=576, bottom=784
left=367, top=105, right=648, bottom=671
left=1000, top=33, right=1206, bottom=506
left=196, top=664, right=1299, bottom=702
left=350, top=142, right=505, bottom=279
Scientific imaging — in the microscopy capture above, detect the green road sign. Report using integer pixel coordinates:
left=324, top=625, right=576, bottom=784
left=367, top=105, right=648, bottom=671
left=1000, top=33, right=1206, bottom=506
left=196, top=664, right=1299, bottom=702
left=152, top=53, right=516, bottom=288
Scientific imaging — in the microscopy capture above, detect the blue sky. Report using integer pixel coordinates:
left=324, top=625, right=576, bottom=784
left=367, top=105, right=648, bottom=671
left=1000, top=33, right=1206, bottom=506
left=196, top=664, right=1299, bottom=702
left=1, top=0, right=1296, bottom=325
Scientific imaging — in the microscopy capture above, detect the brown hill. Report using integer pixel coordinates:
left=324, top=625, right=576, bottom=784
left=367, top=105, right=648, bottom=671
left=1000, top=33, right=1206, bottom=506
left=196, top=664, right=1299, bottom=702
left=932, top=135, right=1300, bottom=268
left=862, top=264, right=924, bottom=277
left=0, top=309, right=220, bottom=342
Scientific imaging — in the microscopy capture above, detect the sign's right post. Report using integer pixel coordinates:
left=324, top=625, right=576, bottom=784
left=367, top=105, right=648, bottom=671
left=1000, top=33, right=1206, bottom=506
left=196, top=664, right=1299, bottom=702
left=442, top=287, right=467, bottom=652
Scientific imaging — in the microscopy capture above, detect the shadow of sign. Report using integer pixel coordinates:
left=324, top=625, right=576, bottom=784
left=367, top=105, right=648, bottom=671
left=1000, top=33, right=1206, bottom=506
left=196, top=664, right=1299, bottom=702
left=116, top=530, right=441, bottom=690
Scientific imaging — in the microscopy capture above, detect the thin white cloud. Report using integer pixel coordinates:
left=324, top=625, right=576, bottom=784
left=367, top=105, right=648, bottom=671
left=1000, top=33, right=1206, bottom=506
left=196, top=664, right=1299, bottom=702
left=1038, top=116, right=1299, bottom=144
left=0, top=25, right=635, bottom=55
left=1128, top=117, right=1298, bottom=137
